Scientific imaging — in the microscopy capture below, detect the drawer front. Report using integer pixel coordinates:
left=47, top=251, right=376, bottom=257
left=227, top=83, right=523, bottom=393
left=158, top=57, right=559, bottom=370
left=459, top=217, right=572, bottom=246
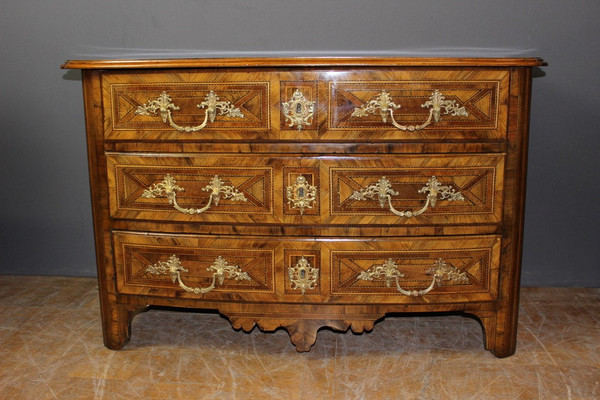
left=101, top=68, right=508, bottom=142
left=107, top=153, right=277, bottom=224
left=113, top=232, right=277, bottom=301
left=325, top=154, right=504, bottom=225
left=107, top=153, right=504, bottom=225
left=328, top=235, right=501, bottom=303
left=326, top=69, right=509, bottom=141
left=113, top=232, right=500, bottom=304
left=102, top=69, right=275, bottom=141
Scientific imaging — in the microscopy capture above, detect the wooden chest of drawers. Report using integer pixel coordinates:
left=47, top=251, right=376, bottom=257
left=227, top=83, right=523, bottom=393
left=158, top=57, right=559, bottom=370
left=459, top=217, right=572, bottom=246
left=63, top=57, right=544, bottom=357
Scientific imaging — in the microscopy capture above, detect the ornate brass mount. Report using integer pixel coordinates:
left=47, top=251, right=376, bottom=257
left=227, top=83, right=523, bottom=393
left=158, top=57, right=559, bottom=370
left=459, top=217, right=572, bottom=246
left=288, top=257, right=319, bottom=294
left=351, top=90, right=468, bottom=131
left=282, top=89, right=315, bottom=130
left=135, top=91, right=244, bottom=132
left=142, top=174, right=247, bottom=215
left=146, top=255, right=251, bottom=294
left=286, top=175, right=317, bottom=215
left=350, top=176, right=464, bottom=217
left=357, top=258, right=468, bottom=296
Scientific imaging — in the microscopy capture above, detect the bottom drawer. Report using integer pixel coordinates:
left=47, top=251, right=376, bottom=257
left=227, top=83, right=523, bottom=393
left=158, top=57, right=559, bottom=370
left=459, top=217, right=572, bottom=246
left=112, top=231, right=501, bottom=304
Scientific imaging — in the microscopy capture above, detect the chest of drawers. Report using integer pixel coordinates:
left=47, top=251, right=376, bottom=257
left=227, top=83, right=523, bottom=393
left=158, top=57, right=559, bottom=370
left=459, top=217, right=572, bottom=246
left=62, top=57, right=544, bottom=357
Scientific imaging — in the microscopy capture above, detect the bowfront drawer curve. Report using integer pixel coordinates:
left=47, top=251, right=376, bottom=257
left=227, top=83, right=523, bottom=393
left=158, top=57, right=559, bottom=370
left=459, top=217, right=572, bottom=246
left=102, top=68, right=508, bottom=143
left=106, top=152, right=504, bottom=226
left=113, top=231, right=500, bottom=304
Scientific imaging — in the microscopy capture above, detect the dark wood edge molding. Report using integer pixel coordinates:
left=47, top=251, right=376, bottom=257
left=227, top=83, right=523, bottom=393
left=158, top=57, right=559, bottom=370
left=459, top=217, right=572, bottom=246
left=62, top=57, right=546, bottom=70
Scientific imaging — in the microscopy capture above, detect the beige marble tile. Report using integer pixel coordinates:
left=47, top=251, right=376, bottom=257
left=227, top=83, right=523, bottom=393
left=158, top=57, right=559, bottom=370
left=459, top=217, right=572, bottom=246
left=520, top=286, right=600, bottom=305
left=1, top=278, right=599, bottom=400
left=0, top=276, right=97, bottom=309
left=421, top=362, right=542, bottom=399
left=583, top=305, right=600, bottom=329
left=534, top=365, right=600, bottom=399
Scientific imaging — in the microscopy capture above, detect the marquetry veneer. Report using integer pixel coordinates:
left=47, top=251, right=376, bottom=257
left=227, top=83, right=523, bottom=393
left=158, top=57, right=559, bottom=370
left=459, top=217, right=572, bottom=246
left=63, top=57, right=544, bottom=357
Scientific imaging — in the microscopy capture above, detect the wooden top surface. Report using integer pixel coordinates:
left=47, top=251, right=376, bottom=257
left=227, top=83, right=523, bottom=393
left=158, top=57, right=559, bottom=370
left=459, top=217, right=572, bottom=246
left=62, top=57, right=546, bottom=69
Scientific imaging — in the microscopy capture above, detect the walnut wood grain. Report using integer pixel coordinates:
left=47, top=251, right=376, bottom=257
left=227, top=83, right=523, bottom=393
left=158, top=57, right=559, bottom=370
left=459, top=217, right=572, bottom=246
left=70, top=57, right=542, bottom=357
left=100, top=68, right=510, bottom=142
left=106, top=152, right=504, bottom=226
left=112, top=231, right=500, bottom=304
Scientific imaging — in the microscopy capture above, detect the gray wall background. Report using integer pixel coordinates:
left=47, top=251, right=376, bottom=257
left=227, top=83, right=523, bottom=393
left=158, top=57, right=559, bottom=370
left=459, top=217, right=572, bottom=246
left=1, top=0, right=598, bottom=286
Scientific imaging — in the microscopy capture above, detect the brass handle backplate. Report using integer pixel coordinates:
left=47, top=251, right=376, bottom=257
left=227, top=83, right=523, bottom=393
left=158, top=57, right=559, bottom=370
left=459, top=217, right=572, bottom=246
left=142, top=174, right=247, bottom=215
left=146, top=255, right=251, bottom=294
left=351, top=90, right=468, bottom=131
left=350, top=175, right=464, bottom=217
left=136, top=91, right=244, bottom=132
left=357, top=258, right=468, bottom=296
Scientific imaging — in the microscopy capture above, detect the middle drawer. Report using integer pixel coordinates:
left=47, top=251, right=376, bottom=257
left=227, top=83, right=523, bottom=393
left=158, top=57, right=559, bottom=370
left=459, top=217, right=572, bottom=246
left=107, top=152, right=504, bottom=226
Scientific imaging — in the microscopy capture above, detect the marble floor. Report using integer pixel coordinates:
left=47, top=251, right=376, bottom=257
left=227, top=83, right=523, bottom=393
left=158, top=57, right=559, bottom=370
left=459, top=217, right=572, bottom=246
left=0, top=276, right=598, bottom=399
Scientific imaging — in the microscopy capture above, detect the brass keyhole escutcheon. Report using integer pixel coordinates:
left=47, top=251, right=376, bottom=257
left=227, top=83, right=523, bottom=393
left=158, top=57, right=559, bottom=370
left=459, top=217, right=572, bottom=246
left=282, top=89, right=315, bottom=130
left=288, top=257, right=319, bottom=295
left=286, top=174, right=317, bottom=215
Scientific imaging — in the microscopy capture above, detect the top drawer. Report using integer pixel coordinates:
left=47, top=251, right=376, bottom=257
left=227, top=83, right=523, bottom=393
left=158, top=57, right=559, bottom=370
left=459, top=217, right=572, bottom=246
left=101, top=68, right=509, bottom=142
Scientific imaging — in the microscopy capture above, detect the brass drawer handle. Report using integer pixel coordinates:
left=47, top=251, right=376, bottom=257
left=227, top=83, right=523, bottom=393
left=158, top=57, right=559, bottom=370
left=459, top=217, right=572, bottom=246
left=286, top=175, right=317, bottom=215
left=142, top=174, right=248, bottom=215
left=357, top=258, right=468, bottom=296
left=351, top=90, right=468, bottom=131
left=350, top=176, right=464, bottom=217
left=288, top=257, right=319, bottom=294
left=146, top=255, right=251, bottom=294
left=135, top=91, right=244, bottom=132
left=282, top=89, right=315, bottom=130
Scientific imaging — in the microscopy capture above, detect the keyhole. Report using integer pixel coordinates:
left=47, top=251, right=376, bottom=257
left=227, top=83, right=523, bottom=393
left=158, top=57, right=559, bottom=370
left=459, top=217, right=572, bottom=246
left=298, top=187, right=305, bottom=198
left=300, top=269, right=306, bottom=279
left=296, top=102, right=303, bottom=114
